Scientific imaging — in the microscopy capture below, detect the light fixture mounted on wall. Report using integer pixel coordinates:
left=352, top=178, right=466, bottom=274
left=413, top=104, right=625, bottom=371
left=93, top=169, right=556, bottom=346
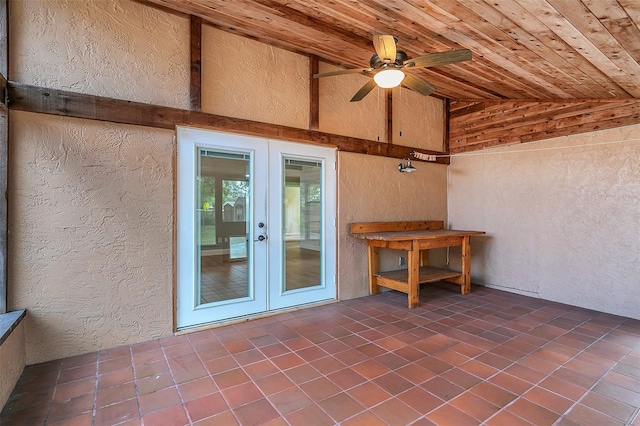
left=398, top=157, right=416, bottom=173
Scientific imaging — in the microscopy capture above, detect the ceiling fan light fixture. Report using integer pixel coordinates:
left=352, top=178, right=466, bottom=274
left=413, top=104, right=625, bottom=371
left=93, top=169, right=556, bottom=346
left=374, top=69, right=405, bottom=88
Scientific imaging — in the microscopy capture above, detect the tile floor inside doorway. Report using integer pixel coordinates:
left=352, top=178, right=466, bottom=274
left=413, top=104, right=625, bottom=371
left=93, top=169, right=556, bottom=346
left=200, top=242, right=322, bottom=304
left=2, top=284, right=640, bottom=425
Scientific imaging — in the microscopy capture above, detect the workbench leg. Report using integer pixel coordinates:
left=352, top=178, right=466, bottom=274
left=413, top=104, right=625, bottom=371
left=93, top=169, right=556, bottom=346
left=461, top=236, right=471, bottom=295
left=407, top=244, right=419, bottom=308
left=368, top=245, right=379, bottom=295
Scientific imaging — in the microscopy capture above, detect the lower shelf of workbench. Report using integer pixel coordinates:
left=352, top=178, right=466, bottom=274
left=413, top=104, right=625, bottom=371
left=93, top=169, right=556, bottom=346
left=374, top=266, right=462, bottom=291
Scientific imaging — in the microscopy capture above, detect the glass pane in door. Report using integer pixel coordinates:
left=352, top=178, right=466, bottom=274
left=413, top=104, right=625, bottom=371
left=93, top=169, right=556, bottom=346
left=283, top=158, right=322, bottom=291
left=197, top=149, right=250, bottom=306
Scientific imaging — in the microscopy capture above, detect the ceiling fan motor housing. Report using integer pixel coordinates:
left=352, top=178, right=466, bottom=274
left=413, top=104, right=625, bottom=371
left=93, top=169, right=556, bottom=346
left=370, top=50, right=408, bottom=69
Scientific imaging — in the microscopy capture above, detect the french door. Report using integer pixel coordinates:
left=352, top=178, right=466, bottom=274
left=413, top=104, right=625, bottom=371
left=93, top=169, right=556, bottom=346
left=176, top=127, right=336, bottom=329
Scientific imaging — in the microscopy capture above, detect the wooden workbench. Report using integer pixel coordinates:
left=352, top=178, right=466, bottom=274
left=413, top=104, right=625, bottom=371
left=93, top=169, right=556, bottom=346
left=350, top=221, right=485, bottom=308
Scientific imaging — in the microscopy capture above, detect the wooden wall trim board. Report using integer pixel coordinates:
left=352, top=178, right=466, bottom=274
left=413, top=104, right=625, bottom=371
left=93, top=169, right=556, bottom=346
left=8, top=77, right=640, bottom=160
left=0, top=0, right=6, bottom=79
left=309, top=55, right=319, bottom=131
left=443, top=99, right=450, bottom=153
left=0, top=105, right=6, bottom=314
left=386, top=89, right=393, bottom=144
left=189, top=15, right=202, bottom=111
left=449, top=99, right=640, bottom=154
left=7, top=82, right=450, bottom=164
left=0, top=0, right=7, bottom=314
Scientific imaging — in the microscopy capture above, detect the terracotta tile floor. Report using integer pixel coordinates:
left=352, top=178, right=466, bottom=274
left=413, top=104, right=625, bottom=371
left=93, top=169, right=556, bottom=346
left=3, top=284, right=640, bottom=425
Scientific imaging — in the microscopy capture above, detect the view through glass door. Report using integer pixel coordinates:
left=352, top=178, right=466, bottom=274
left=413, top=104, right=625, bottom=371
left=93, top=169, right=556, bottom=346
left=176, top=128, right=336, bottom=329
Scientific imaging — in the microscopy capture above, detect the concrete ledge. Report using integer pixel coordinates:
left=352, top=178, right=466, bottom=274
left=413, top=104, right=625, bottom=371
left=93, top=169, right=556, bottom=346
left=1, top=310, right=27, bottom=411
left=0, top=310, right=26, bottom=346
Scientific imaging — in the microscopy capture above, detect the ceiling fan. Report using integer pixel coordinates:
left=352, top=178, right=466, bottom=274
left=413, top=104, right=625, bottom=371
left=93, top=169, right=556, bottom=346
left=313, top=35, right=472, bottom=102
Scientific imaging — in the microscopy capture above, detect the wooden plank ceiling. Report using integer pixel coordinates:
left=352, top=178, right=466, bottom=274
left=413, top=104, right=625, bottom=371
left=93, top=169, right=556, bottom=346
left=143, top=0, right=640, bottom=153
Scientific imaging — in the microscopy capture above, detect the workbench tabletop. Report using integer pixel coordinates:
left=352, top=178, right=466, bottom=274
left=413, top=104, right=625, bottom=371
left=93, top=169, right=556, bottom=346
left=352, top=229, right=485, bottom=241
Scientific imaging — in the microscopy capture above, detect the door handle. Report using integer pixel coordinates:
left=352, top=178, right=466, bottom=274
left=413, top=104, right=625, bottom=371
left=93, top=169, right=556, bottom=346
left=254, top=235, right=268, bottom=242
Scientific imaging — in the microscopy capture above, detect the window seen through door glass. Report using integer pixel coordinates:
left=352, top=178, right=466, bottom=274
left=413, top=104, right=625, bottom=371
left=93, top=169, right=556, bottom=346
left=222, top=180, right=248, bottom=222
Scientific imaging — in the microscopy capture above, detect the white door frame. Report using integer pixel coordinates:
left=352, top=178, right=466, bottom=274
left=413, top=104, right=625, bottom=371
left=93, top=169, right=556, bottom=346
left=176, top=127, right=336, bottom=329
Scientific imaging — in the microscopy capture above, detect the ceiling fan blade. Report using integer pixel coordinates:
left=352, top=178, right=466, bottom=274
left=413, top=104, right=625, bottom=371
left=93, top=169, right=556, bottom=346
left=373, top=35, right=397, bottom=63
left=350, top=79, right=377, bottom=102
left=313, top=68, right=372, bottom=78
left=401, top=73, right=437, bottom=97
left=404, top=49, right=472, bottom=68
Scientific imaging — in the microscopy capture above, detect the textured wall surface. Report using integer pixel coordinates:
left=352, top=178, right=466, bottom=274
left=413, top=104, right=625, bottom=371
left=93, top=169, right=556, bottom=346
left=8, top=0, right=185, bottom=364
left=338, top=152, right=448, bottom=300
left=8, top=112, right=175, bottom=364
left=319, top=63, right=387, bottom=142
left=201, top=26, right=310, bottom=129
left=10, top=0, right=190, bottom=108
left=393, top=89, right=445, bottom=152
left=0, top=322, right=25, bottom=409
left=448, top=124, right=640, bottom=319
left=6, top=0, right=449, bottom=364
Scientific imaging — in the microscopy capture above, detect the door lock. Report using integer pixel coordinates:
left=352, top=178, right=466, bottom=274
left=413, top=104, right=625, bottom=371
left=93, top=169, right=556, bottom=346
left=255, top=235, right=267, bottom=242
left=258, top=222, right=265, bottom=228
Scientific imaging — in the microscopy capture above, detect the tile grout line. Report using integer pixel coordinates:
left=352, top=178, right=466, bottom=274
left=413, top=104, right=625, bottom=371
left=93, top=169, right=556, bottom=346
left=131, top=343, right=147, bottom=426
left=158, top=339, right=189, bottom=426
left=42, top=359, right=63, bottom=425
left=190, top=331, right=245, bottom=425
left=90, top=351, right=100, bottom=426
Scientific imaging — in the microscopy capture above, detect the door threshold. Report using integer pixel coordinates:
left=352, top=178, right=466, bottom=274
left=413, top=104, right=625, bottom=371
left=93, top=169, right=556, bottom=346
left=174, top=299, right=339, bottom=335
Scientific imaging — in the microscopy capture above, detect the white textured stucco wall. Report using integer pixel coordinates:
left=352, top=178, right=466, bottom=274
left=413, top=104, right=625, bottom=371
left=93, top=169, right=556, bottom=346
left=0, top=322, right=25, bottom=409
left=201, top=26, right=310, bottom=129
left=10, top=0, right=190, bottom=108
left=448, top=125, right=640, bottom=320
left=338, top=153, right=448, bottom=300
left=8, top=0, right=186, bottom=364
left=9, top=112, right=175, bottom=364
